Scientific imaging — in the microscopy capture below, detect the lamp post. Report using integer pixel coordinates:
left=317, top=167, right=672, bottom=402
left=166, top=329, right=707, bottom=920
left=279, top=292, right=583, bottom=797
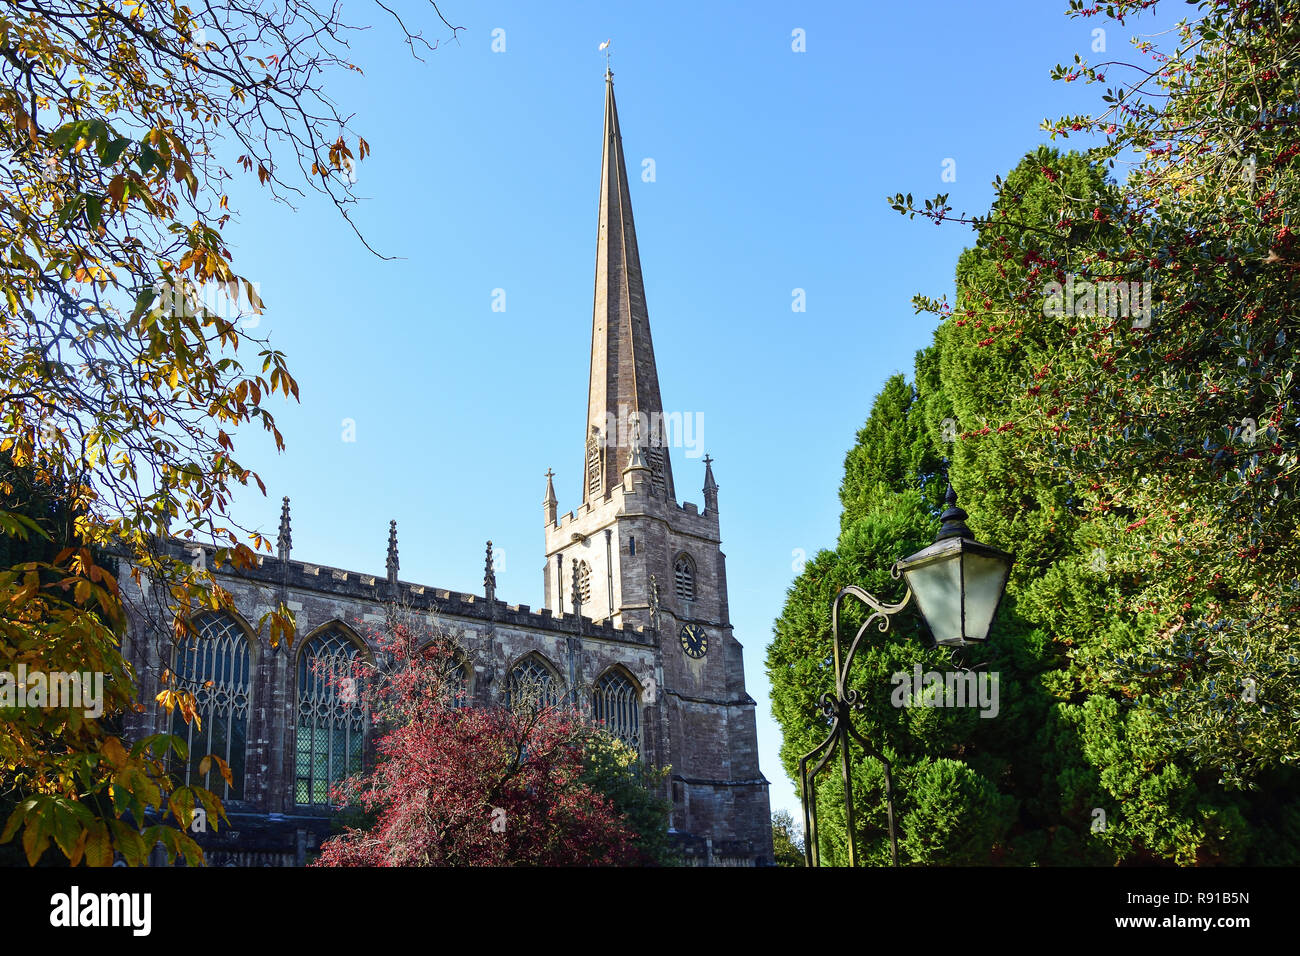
left=798, top=485, right=1013, bottom=867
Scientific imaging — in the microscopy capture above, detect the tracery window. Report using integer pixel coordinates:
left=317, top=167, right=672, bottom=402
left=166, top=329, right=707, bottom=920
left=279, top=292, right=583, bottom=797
left=592, top=670, right=641, bottom=752
left=170, top=613, right=251, bottom=800
left=507, top=654, right=562, bottom=711
left=295, top=626, right=366, bottom=806
left=674, top=553, right=696, bottom=603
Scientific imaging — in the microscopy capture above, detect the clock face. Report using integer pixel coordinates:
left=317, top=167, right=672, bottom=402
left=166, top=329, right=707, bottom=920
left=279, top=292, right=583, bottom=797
left=679, top=623, right=709, bottom=659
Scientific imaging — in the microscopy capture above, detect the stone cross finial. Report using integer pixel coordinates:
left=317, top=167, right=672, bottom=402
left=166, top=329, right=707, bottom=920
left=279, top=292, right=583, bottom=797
left=386, top=520, right=399, bottom=587
left=703, top=455, right=719, bottom=514
left=277, top=496, right=292, bottom=561
left=484, top=540, right=497, bottom=602
left=544, top=468, right=558, bottom=526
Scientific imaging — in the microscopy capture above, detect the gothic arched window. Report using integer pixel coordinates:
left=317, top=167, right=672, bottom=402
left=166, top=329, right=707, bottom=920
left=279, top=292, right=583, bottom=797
left=295, top=626, right=366, bottom=806
left=674, top=553, right=696, bottom=602
left=575, top=560, right=592, bottom=607
left=592, top=669, right=641, bottom=752
left=507, top=654, right=562, bottom=711
left=171, top=613, right=251, bottom=801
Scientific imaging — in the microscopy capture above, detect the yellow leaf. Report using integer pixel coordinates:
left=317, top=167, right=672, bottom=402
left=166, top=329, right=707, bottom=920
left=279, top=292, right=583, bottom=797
left=101, top=736, right=128, bottom=770
left=86, top=824, right=112, bottom=867
left=68, top=828, right=89, bottom=868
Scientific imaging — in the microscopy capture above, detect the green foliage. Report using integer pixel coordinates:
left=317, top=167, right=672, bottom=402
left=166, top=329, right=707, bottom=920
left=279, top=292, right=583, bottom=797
left=772, top=0, right=1300, bottom=865
left=898, top=758, right=1018, bottom=865
left=580, top=734, right=677, bottom=866
left=771, top=809, right=804, bottom=866
left=839, top=374, right=943, bottom=532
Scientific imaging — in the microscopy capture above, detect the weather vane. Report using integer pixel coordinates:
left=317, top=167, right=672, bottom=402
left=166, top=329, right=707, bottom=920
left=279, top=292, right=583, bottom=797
left=600, top=38, right=612, bottom=75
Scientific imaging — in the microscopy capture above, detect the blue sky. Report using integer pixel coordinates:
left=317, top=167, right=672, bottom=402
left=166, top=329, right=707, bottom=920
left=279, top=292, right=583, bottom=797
left=217, top=1, right=1181, bottom=825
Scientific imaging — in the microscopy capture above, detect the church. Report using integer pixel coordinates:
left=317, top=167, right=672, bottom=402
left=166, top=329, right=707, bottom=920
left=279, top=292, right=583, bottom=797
left=121, top=71, right=774, bottom=867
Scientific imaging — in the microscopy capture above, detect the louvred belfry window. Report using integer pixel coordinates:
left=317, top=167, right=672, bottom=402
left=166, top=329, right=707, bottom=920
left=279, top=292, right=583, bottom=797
left=645, top=445, right=667, bottom=496
left=576, top=560, right=592, bottom=606
left=674, top=554, right=695, bottom=602
left=587, top=429, right=602, bottom=497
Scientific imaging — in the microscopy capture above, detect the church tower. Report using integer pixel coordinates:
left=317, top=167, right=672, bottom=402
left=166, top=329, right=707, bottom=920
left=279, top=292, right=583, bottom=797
left=542, top=71, right=771, bottom=858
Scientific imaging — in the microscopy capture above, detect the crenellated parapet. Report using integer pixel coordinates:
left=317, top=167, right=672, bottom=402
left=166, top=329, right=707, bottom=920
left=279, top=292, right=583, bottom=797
left=146, top=535, right=650, bottom=646
left=549, top=481, right=721, bottom=541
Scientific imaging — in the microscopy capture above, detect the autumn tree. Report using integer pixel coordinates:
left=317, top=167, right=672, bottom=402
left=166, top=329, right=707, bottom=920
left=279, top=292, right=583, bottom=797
left=0, top=1, right=460, bottom=866
left=314, top=614, right=655, bottom=867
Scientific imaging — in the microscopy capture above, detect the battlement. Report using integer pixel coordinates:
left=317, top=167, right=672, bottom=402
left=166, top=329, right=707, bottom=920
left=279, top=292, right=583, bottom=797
left=548, top=480, right=720, bottom=541
left=149, top=537, right=649, bottom=645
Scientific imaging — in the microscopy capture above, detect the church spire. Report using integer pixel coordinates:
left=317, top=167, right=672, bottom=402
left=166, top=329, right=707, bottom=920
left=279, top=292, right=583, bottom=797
left=584, top=72, right=674, bottom=504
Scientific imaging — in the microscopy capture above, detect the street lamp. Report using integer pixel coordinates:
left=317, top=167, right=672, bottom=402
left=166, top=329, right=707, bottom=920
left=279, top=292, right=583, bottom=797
left=798, top=484, right=1013, bottom=867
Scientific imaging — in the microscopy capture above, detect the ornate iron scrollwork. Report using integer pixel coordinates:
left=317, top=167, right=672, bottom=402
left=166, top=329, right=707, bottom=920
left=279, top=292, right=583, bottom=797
left=797, top=582, right=912, bottom=867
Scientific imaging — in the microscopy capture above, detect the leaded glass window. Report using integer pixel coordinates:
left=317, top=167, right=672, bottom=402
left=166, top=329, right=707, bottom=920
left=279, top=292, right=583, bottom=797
left=171, top=613, right=251, bottom=801
left=295, top=627, right=366, bottom=806
left=674, top=554, right=695, bottom=602
left=507, top=654, right=562, bottom=710
left=592, top=670, right=641, bottom=752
